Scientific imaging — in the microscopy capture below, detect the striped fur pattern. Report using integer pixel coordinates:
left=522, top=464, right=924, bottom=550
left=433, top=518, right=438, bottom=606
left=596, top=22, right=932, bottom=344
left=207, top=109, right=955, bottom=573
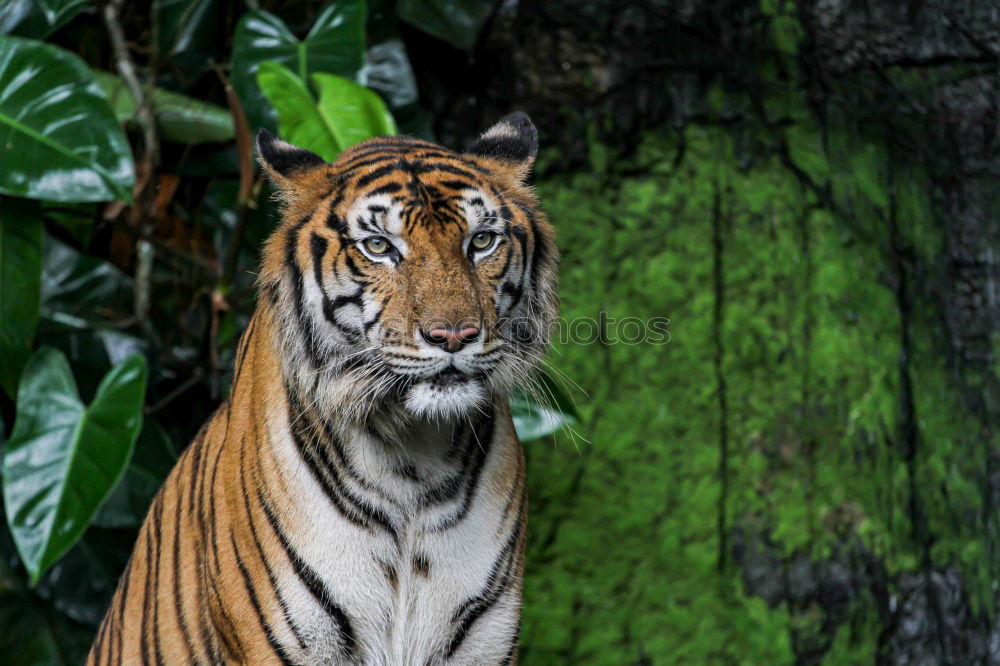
left=88, top=112, right=558, bottom=665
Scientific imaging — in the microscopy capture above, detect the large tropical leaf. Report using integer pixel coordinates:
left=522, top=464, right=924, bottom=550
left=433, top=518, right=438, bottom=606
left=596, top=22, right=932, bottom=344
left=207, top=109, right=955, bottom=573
left=510, top=369, right=581, bottom=441
left=511, top=396, right=576, bottom=442
left=3, top=347, right=147, bottom=584
left=92, top=69, right=234, bottom=144
left=360, top=39, right=419, bottom=109
left=39, top=234, right=132, bottom=326
left=0, top=37, right=134, bottom=202
left=0, top=0, right=88, bottom=39
left=396, top=0, right=493, bottom=51
left=230, top=1, right=366, bottom=132
left=313, top=72, right=396, bottom=150
left=156, top=0, right=219, bottom=59
left=256, top=62, right=395, bottom=162
left=0, top=197, right=42, bottom=397
left=256, top=61, right=338, bottom=161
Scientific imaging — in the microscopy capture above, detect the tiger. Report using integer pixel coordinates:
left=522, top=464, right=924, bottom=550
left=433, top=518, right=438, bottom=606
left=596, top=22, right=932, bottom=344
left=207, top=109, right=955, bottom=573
left=86, top=112, right=558, bottom=666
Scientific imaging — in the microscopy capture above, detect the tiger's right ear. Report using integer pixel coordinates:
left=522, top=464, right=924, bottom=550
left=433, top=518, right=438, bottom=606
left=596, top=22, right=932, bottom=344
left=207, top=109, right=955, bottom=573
left=256, top=129, right=327, bottom=186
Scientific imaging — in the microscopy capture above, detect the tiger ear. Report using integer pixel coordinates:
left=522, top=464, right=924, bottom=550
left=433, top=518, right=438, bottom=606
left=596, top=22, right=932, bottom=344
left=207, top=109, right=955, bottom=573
left=256, top=129, right=327, bottom=186
left=467, top=112, right=538, bottom=181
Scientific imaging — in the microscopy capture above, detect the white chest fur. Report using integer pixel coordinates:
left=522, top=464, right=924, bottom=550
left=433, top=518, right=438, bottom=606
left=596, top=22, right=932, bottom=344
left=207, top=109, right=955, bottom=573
left=259, top=408, right=523, bottom=665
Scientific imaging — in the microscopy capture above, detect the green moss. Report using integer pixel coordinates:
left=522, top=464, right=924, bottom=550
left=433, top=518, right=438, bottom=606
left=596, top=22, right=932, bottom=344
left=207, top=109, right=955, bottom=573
left=520, top=100, right=992, bottom=660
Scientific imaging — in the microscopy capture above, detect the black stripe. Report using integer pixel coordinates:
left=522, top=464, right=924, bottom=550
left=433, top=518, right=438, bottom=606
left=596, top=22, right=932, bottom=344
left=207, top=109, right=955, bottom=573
left=355, top=162, right=401, bottom=188
left=500, top=280, right=523, bottom=316
left=207, top=582, right=242, bottom=661
left=286, top=394, right=399, bottom=539
left=170, top=474, right=200, bottom=665
left=313, top=428, right=399, bottom=533
left=286, top=403, right=375, bottom=531
left=447, top=502, right=524, bottom=657
left=429, top=414, right=496, bottom=530
left=286, top=216, right=323, bottom=367
left=237, top=432, right=308, bottom=651
left=340, top=141, right=443, bottom=166
left=188, top=428, right=221, bottom=660
left=316, top=412, right=395, bottom=504
left=187, top=424, right=208, bottom=521
left=514, top=200, right=547, bottom=292
left=139, top=500, right=155, bottom=665
left=257, top=490, right=359, bottom=658
left=327, top=213, right=348, bottom=235
left=232, top=315, right=256, bottom=386
left=92, top=601, right=111, bottom=664
left=341, top=248, right=366, bottom=279
left=230, top=533, right=294, bottom=666
left=500, top=617, right=522, bottom=666
left=310, top=234, right=365, bottom=345
left=430, top=163, right=481, bottom=182
left=366, top=182, right=403, bottom=197
left=421, top=422, right=482, bottom=506
left=489, top=244, right=514, bottom=281
left=114, top=555, right=133, bottom=663
left=206, top=433, right=227, bottom=581
left=362, top=306, right=384, bottom=333
left=150, top=498, right=167, bottom=665
left=312, top=234, right=365, bottom=343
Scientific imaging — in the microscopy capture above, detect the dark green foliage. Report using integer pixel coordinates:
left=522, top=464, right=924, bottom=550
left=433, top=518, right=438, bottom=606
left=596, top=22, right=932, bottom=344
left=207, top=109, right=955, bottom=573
left=0, top=198, right=42, bottom=396
left=0, top=37, right=134, bottom=201
left=3, top=348, right=146, bottom=584
left=231, top=2, right=367, bottom=131
left=396, top=0, right=492, bottom=51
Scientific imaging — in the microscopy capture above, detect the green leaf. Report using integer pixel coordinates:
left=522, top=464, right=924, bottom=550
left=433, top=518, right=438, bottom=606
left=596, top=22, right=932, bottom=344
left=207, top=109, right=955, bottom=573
left=231, top=1, right=366, bottom=131
left=256, top=61, right=339, bottom=160
left=0, top=197, right=42, bottom=397
left=510, top=395, right=576, bottom=442
left=535, top=368, right=582, bottom=421
left=156, top=0, right=219, bottom=59
left=40, top=234, right=132, bottom=326
left=396, top=0, right=493, bottom=51
left=361, top=39, right=419, bottom=108
left=93, top=419, right=177, bottom=529
left=91, top=69, right=234, bottom=144
left=256, top=62, right=396, bottom=162
left=313, top=72, right=397, bottom=150
left=0, top=36, right=135, bottom=202
left=0, top=0, right=88, bottom=40
left=509, top=366, right=581, bottom=442
left=3, top=347, right=147, bottom=584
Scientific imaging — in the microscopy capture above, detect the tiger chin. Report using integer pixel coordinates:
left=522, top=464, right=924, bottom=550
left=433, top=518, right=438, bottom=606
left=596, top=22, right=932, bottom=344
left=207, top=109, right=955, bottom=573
left=88, top=112, right=558, bottom=666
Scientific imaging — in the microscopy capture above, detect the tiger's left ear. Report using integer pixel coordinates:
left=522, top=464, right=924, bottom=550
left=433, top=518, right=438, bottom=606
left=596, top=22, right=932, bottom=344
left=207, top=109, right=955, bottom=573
left=467, top=112, right=538, bottom=182
left=256, top=129, right=327, bottom=187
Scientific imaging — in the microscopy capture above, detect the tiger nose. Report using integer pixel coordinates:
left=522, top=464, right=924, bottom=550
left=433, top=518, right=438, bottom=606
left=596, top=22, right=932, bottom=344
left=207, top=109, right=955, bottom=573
left=421, top=327, right=480, bottom=352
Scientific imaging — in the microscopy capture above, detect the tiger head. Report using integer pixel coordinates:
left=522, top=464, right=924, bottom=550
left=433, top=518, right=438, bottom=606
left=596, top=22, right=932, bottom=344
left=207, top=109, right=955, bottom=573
left=256, top=113, right=558, bottom=423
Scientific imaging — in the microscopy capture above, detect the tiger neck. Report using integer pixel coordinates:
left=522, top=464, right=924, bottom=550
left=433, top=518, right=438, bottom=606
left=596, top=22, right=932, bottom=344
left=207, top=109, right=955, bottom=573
left=234, top=304, right=502, bottom=493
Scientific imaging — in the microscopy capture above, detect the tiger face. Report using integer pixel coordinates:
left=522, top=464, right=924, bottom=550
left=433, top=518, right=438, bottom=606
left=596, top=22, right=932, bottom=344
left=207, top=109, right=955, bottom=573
left=257, top=113, right=558, bottom=422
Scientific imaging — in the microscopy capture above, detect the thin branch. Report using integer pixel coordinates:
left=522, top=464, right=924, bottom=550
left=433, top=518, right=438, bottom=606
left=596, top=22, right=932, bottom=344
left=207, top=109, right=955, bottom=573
left=210, top=59, right=259, bottom=287
left=103, top=0, right=159, bottom=323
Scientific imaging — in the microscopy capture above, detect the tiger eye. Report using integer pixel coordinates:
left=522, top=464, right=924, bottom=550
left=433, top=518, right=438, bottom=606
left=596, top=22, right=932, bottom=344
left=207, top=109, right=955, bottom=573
left=364, top=236, right=391, bottom=255
left=471, top=232, right=495, bottom=251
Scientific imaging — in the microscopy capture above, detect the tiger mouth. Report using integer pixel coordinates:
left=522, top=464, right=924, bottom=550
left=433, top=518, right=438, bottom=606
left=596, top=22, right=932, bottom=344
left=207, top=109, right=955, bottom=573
left=427, top=367, right=469, bottom=388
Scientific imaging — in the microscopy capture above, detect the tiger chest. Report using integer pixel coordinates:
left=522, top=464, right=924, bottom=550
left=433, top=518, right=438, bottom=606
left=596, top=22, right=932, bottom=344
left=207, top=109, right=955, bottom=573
left=264, top=422, right=523, bottom=665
